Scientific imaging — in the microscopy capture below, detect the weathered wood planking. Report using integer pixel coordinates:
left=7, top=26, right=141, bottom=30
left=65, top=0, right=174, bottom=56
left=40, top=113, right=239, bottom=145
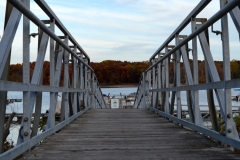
left=23, top=109, right=240, bottom=159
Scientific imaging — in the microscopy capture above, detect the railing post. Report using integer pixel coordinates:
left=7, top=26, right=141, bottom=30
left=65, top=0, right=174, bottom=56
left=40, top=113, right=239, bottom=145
left=98, top=86, right=100, bottom=108
left=142, top=73, right=146, bottom=109
left=191, top=17, right=201, bottom=126
left=96, top=86, right=98, bottom=108
left=76, top=55, right=81, bottom=112
left=94, top=83, right=97, bottom=108
left=79, top=52, right=83, bottom=110
left=170, top=52, right=176, bottom=115
left=91, top=76, right=94, bottom=109
left=175, top=35, right=182, bottom=119
left=147, top=70, right=151, bottom=108
left=76, top=54, right=80, bottom=111
left=87, top=69, right=91, bottom=108
left=90, top=72, right=94, bottom=108
left=94, top=80, right=97, bottom=108
left=152, top=59, right=156, bottom=108
left=10, top=0, right=30, bottom=146
left=149, top=60, right=153, bottom=108
left=164, top=46, right=169, bottom=114
left=99, top=87, right=101, bottom=108
left=84, top=59, right=88, bottom=108
left=138, top=86, right=141, bottom=109
left=21, top=0, right=31, bottom=143
left=139, top=75, right=142, bottom=109
left=157, top=52, right=162, bottom=110
left=63, top=35, right=69, bottom=120
left=161, top=54, right=166, bottom=112
left=220, top=0, right=238, bottom=139
left=46, top=19, right=57, bottom=130
left=72, top=45, right=77, bottom=114
left=99, top=88, right=101, bottom=108
left=96, top=84, right=99, bottom=108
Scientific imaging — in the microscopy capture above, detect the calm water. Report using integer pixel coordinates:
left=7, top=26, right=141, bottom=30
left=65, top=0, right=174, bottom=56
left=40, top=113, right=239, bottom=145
left=101, top=87, right=137, bottom=98
left=6, top=88, right=138, bottom=113
left=6, top=88, right=240, bottom=113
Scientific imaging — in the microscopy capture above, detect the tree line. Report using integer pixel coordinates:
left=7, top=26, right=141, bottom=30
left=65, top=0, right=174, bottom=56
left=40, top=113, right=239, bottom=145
left=8, top=60, right=240, bottom=85
left=90, top=60, right=148, bottom=85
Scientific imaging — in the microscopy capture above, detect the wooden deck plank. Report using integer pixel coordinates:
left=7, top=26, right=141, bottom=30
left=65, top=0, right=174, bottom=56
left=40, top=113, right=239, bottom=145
left=23, top=109, right=240, bottom=159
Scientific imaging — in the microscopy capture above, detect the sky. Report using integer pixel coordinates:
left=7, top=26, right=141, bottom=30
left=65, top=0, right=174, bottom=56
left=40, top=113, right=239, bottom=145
left=0, top=0, right=240, bottom=64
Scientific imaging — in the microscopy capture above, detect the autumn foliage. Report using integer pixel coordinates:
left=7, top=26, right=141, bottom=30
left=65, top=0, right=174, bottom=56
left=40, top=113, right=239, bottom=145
left=8, top=60, right=148, bottom=85
left=90, top=60, right=148, bottom=85
left=8, top=60, right=240, bottom=85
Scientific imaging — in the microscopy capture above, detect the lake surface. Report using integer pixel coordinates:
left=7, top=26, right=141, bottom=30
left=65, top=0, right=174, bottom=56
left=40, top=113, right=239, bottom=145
left=6, top=87, right=138, bottom=113
left=101, top=87, right=137, bottom=97
left=6, top=87, right=240, bottom=113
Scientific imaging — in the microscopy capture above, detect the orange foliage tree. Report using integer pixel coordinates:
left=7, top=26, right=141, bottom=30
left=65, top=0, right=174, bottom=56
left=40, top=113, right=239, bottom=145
left=7, top=60, right=240, bottom=85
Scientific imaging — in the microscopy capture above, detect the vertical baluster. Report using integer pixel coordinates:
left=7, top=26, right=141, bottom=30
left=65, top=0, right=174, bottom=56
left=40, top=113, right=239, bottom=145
left=142, top=73, right=146, bottom=109
left=175, top=34, right=182, bottom=119
left=48, top=18, right=57, bottom=128
left=87, top=69, right=91, bottom=108
left=161, top=54, right=166, bottom=112
left=152, top=59, right=156, bottom=108
left=157, top=53, right=162, bottom=110
left=79, top=52, right=84, bottom=110
left=83, top=59, right=87, bottom=107
left=147, top=71, right=151, bottom=108
left=63, top=35, right=69, bottom=119
left=165, top=46, right=169, bottom=114
left=90, top=72, right=94, bottom=108
left=221, top=0, right=238, bottom=139
left=191, top=18, right=201, bottom=126
left=22, top=0, right=31, bottom=142
left=170, top=52, right=176, bottom=115
left=72, top=45, right=77, bottom=114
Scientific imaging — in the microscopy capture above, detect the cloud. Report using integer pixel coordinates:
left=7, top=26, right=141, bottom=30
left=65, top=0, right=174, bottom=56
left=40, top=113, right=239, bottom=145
left=116, top=0, right=140, bottom=5
left=111, top=43, right=148, bottom=51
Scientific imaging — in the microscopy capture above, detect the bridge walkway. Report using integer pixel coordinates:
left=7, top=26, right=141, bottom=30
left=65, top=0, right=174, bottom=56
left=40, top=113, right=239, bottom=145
left=23, top=109, right=239, bottom=159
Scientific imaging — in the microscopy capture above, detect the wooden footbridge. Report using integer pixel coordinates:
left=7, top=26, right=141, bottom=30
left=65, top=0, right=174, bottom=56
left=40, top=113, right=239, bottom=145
left=1, top=0, right=240, bottom=159
left=23, top=109, right=239, bottom=159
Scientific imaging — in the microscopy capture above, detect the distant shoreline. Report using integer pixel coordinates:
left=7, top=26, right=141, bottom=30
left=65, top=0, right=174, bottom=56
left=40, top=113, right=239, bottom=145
left=100, top=84, right=138, bottom=88
left=100, top=83, right=186, bottom=88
